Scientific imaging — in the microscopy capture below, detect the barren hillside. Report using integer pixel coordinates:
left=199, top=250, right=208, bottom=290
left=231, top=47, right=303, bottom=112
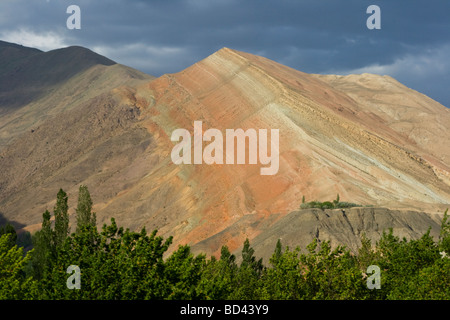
left=0, top=44, right=449, bottom=257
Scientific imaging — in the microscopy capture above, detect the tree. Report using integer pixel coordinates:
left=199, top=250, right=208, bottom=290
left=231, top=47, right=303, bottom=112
left=261, top=242, right=304, bottom=299
left=54, top=188, right=70, bottom=248
left=0, top=234, right=38, bottom=299
left=197, top=245, right=238, bottom=299
left=240, top=238, right=263, bottom=274
left=28, top=189, right=70, bottom=281
left=439, top=209, right=450, bottom=255
left=333, top=193, right=340, bottom=207
left=31, top=210, right=54, bottom=280
left=271, top=239, right=283, bottom=266
left=375, top=228, right=441, bottom=299
left=229, top=239, right=264, bottom=299
left=164, top=245, right=206, bottom=299
left=320, top=201, right=334, bottom=210
left=298, top=239, right=368, bottom=300
left=357, top=232, right=379, bottom=271
left=0, top=223, right=17, bottom=249
left=76, top=185, right=96, bottom=233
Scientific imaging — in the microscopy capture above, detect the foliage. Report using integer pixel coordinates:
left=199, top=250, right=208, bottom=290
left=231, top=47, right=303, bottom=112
left=0, top=188, right=448, bottom=300
left=300, top=194, right=362, bottom=210
left=439, top=209, right=450, bottom=255
left=75, top=185, right=96, bottom=233
left=0, top=223, right=17, bottom=249
left=54, top=188, right=70, bottom=248
left=0, top=234, right=38, bottom=299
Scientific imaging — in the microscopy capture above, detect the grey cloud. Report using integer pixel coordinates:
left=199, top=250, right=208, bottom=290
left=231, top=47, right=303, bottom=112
left=1, top=0, right=449, bottom=106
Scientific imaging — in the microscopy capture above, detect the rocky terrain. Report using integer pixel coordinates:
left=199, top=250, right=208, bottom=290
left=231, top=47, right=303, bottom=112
left=216, top=207, right=443, bottom=262
left=0, top=42, right=449, bottom=258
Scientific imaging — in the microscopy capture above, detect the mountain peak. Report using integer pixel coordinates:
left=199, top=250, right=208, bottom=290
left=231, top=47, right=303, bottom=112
left=0, top=40, right=42, bottom=52
left=0, top=42, right=117, bottom=109
left=46, top=45, right=116, bottom=66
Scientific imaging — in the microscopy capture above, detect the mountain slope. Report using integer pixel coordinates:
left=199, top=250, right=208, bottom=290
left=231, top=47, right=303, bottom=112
left=0, top=44, right=449, bottom=258
left=194, top=207, right=443, bottom=261
left=0, top=41, right=42, bottom=75
left=313, top=73, right=450, bottom=174
left=131, top=47, right=450, bottom=255
left=0, top=41, right=116, bottom=109
left=0, top=41, right=153, bottom=149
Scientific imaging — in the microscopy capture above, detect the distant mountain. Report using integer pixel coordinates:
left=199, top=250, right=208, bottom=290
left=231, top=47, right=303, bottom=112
left=0, top=43, right=448, bottom=259
left=0, top=41, right=153, bottom=149
left=0, top=41, right=42, bottom=74
left=0, top=41, right=116, bottom=109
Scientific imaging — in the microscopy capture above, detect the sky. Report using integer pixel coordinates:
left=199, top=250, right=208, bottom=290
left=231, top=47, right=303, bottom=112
left=1, top=0, right=449, bottom=107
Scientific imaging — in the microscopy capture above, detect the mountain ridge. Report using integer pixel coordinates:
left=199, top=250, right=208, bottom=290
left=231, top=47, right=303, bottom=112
left=0, top=41, right=154, bottom=150
left=0, top=42, right=449, bottom=257
left=0, top=41, right=118, bottom=109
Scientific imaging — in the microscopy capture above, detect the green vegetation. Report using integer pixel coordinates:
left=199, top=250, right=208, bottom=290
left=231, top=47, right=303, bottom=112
left=0, top=188, right=449, bottom=300
left=300, top=194, right=364, bottom=210
left=0, top=220, right=32, bottom=251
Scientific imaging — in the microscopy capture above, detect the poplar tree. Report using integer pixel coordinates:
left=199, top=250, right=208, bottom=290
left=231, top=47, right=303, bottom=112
left=31, top=210, right=53, bottom=279
left=75, top=185, right=96, bottom=233
left=54, top=188, right=69, bottom=247
left=0, top=223, right=17, bottom=249
left=241, top=238, right=263, bottom=274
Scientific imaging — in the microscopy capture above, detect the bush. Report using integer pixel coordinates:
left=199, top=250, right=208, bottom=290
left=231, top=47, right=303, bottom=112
left=299, top=195, right=362, bottom=210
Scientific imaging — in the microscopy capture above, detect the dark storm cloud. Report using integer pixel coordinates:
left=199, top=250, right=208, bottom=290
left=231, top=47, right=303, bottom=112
left=1, top=0, right=449, bottom=106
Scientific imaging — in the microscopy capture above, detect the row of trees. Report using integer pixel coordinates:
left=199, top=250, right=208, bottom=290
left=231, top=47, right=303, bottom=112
left=0, top=187, right=449, bottom=299
left=300, top=194, right=366, bottom=210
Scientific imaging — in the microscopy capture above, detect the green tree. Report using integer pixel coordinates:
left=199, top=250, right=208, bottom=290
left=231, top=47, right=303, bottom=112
left=240, top=238, right=263, bottom=274
left=375, top=228, right=441, bottom=299
left=320, top=201, right=334, bottom=210
left=357, top=233, right=379, bottom=271
left=164, top=245, right=206, bottom=299
left=272, top=239, right=283, bottom=265
left=75, top=185, right=96, bottom=233
left=36, top=217, right=175, bottom=300
left=0, top=223, right=17, bottom=249
left=388, top=258, right=450, bottom=299
left=197, top=245, right=238, bottom=299
left=333, top=194, right=340, bottom=207
left=229, top=239, right=264, bottom=299
left=54, top=188, right=70, bottom=248
left=30, top=210, right=54, bottom=280
left=259, top=242, right=304, bottom=299
left=299, top=239, right=367, bottom=299
left=0, top=234, right=38, bottom=299
left=439, top=209, right=450, bottom=255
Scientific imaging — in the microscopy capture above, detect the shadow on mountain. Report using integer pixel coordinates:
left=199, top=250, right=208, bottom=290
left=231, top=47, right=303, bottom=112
left=0, top=41, right=116, bottom=109
left=0, top=211, right=26, bottom=230
left=0, top=211, right=33, bottom=249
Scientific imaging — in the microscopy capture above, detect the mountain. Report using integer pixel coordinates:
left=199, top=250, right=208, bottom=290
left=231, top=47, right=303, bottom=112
left=0, top=41, right=115, bottom=109
left=0, top=41, right=153, bottom=149
left=0, top=43, right=449, bottom=259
